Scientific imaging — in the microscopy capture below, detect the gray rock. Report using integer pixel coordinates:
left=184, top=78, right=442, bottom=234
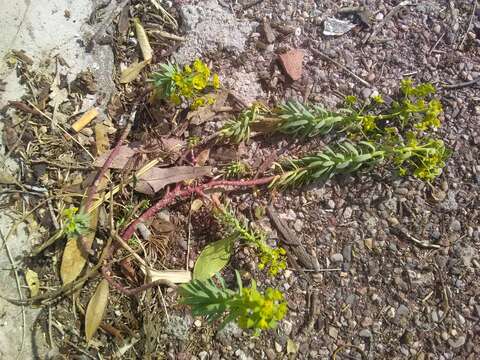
left=343, top=206, right=353, bottom=219
left=396, top=304, right=409, bottom=317
left=216, top=322, right=243, bottom=346
left=164, top=315, right=191, bottom=341
left=174, top=0, right=256, bottom=64
left=441, top=191, right=458, bottom=211
left=331, top=253, right=344, bottom=263
left=449, top=219, right=461, bottom=232
left=234, top=349, right=248, bottom=360
left=224, top=70, right=265, bottom=106
left=360, top=87, right=373, bottom=99
left=293, top=219, right=304, bottom=232
left=328, top=326, right=339, bottom=339
left=323, top=17, right=356, bottom=36
left=198, top=351, right=209, bottom=360
left=282, top=320, right=293, bottom=336
left=359, top=329, right=372, bottom=338
left=342, top=245, right=352, bottom=262
left=265, top=348, right=276, bottom=360
left=448, top=336, right=466, bottom=349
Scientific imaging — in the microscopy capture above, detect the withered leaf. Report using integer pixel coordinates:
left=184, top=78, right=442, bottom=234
left=60, top=125, right=109, bottom=284
left=120, top=60, right=148, bottom=84
left=60, top=209, right=99, bottom=285
left=93, top=143, right=143, bottom=169
left=85, top=279, right=110, bottom=342
left=25, top=269, right=40, bottom=297
left=190, top=198, right=204, bottom=212
left=196, top=149, right=210, bottom=166
left=134, top=18, right=153, bottom=61
left=117, top=4, right=130, bottom=36
left=135, top=166, right=212, bottom=195
left=187, top=90, right=229, bottom=125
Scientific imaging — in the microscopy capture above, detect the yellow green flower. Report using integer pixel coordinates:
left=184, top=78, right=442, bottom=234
left=192, top=74, right=207, bottom=90
left=212, top=73, right=220, bottom=89
left=191, top=97, right=206, bottom=109
left=170, top=93, right=181, bottom=105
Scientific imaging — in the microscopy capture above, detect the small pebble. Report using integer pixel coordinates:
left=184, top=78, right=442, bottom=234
left=359, top=329, right=372, bottom=338
left=331, top=253, right=344, bottom=263
left=327, top=199, right=335, bottom=209
left=329, top=326, right=339, bottom=339
left=448, top=336, right=466, bottom=349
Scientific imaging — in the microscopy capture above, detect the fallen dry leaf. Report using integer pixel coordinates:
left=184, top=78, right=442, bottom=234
left=85, top=279, right=109, bottom=342
left=94, top=138, right=184, bottom=170
left=135, top=166, right=212, bottom=195
left=152, top=218, right=175, bottom=234
left=160, top=137, right=185, bottom=154
left=94, top=124, right=110, bottom=155
left=134, top=18, right=153, bottom=61
left=187, top=91, right=229, bottom=125
left=120, top=60, right=148, bottom=84
left=61, top=126, right=110, bottom=284
left=0, top=171, right=18, bottom=185
left=60, top=210, right=100, bottom=285
left=117, top=4, right=130, bottom=36
left=93, top=143, right=143, bottom=169
left=190, top=198, right=204, bottom=212
left=196, top=149, right=210, bottom=166
left=25, top=269, right=40, bottom=297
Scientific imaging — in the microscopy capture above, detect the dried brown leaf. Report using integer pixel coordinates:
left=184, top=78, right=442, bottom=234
left=190, top=198, right=204, bottom=212
left=187, top=91, right=229, bottom=125
left=117, top=4, right=130, bottom=36
left=60, top=210, right=99, bottom=285
left=134, top=18, right=152, bottom=61
left=135, top=166, right=212, bottom=195
left=25, top=269, right=40, bottom=297
left=93, top=143, right=143, bottom=169
left=0, top=171, right=18, bottom=185
left=94, top=124, right=110, bottom=155
left=120, top=60, right=148, bottom=84
left=60, top=125, right=110, bottom=284
left=85, top=279, right=110, bottom=342
left=160, top=137, right=185, bottom=154
left=196, top=149, right=210, bottom=166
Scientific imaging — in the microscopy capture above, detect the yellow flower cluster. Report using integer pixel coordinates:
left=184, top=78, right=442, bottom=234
left=151, top=59, right=220, bottom=109
left=237, top=286, right=287, bottom=331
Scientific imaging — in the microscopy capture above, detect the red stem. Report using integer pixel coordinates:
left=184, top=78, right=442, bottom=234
left=102, top=175, right=276, bottom=295
left=85, top=121, right=133, bottom=208
left=77, top=118, right=133, bottom=256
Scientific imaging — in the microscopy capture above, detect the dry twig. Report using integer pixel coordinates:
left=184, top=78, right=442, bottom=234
left=0, top=230, right=26, bottom=360
left=458, top=0, right=477, bottom=49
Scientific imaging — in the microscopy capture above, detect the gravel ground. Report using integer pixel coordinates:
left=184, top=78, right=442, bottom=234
left=3, top=0, right=479, bottom=359
left=159, top=1, right=480, bottom=359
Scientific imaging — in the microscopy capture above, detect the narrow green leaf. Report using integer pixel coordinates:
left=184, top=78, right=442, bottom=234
left=336, top=160, right=352, bottom=169
left=355, top=154, right=373, bottom=162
